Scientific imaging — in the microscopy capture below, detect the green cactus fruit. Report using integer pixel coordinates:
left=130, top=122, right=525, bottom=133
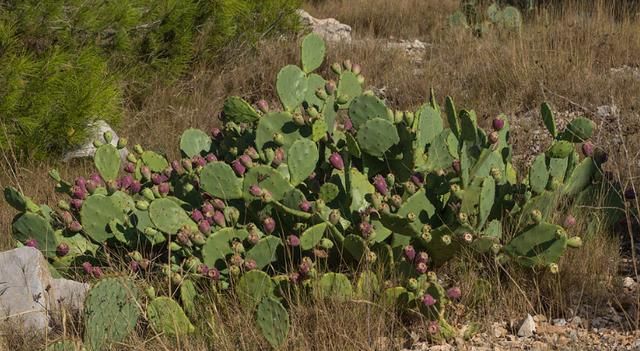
left=315, top=272, right=352, bottom=301
left=80, top=194, right=127, bottom=243
left=84, top=277, right=140, bottom=351
left=567, top=236, right=583, bottom=248
left=529, top=154, right=549, bottom=195
left=141, top=151, right=169, bottom=172
left=504, top=222, right=570, bottom=267
left=256, top=297, right=290, bottom=349
left=148, top=198, right=195, bottom=234
left=305, top=73, right=327, bottom=109
left=348, top=95, right=390, bottom=129
left=357, top=118, right=400, bottom=157
left=416, top=104, right=443, bottom=148
left=147, top=296, right=195, bottom=336
left=236, top=270, right=275, bottom=308
left=540, top=102, right=557, bottom=137
left=94, top=143, right=121, bottom=181
left=300, top=223, right=328, bottom=251
left=12, top=212, right=58, bottom=258
left=223, top=96, right=260, bottom=124
left=301, top=33, right=326, bottom=73
left=245, top=236, right=282, bottom=270
left=561, top=117, right=595, bottom=143
left=180, top=128, right=212, bottom=158
left=288, top=139, right=319, bottom=185
left=200, top=162, right=243, bottom=200
left=277, top=65, right=307, bottom=111
left=336, top=71, right=362, bottom=108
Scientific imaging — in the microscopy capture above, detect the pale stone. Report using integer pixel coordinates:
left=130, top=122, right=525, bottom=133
left=297, top=9, right=352, bottom=42
left=63, top=120, right=127, bottom=162
left=517, top=314, right=536, bottom=338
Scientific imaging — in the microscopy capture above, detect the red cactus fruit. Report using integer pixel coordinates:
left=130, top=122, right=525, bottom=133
left=422, top=293, right=436, bottom=307
left=329, top=152, right=344, bottom=170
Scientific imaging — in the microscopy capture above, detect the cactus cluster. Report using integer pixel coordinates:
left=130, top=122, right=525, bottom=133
left=450, top=1, right=523, bottom=36
left=6, top=33, right=609, bottom=348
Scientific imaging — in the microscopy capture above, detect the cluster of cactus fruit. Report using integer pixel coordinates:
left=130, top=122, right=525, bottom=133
left=7, top=33, right=610, bottom=349
left=450, top=1, right=523, bottom=36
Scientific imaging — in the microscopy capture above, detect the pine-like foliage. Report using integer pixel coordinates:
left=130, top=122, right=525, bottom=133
left=0, top=0, right=301, bottom=158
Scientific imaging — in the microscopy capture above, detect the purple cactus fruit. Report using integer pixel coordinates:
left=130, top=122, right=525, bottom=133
left=71, top=185, right=86, bottom=200
left=446, top=287, right=462, bottom=300
left=625, top=188, right=636, bottom=200
left=289, top=272, right=301, bottom=284
left=343, top=117, right=353, bottom=132
left=257, top=99, right=269, bottom=113
left=489, top=131, right=499, bottom=144
left=582, top=142, right=594, bottom=157
left=82, top=262, right=93, bottom=275
left=273, top=147, right=285, bottom=166
left=427, top=321, right=440, bottom=335
left=452, top=159, right=461, bottom=174
left=211, top=198, right=226, bottom=210
left=129, top=180, right=142, bottom=194
left=493, top=118, right=505, bottom=131
left=193, top=156, right=207, bottom=168
left=197, top=264, right=209, bottom=275
left=422, top=293, right=436, bottom=307
left=244, top=259, right=257, bottom=271
left=89, top=173, right=103, bottom=185
left=403, top=245, right=416, bottom=262
left=182, top=159, right=193, bottom=172
left=210, top=127, right=222, bottom=140
left=202, top=202, right=215, bottom=216
left=299, top=262, right=311, bottom=276
left=286, top=234, right=301, bottom=247
left=410, top=173, right=424, bottom=187
left=373, top=175, right=388, bottom=196
left=171, top=160, right=182, bottom=173
left=298, top=201, right=312, bottom=212
left=352, top=63, right=362, bottom=75
left=68, top=221, right=82, bottom=233
left=359, top=221, right=373, bottom=238
left=213, top=211, right=226, bottom=227
left=151, top=173, right=163, bottom=185
left=263, top=217, right=276, bottom=234
left=231, top=159, right=246, bottom=176
left=416, top=262, right=428, bottom=274
left=120, top=175, right=133, bottom=190
left=207, top=268, right=220, bottom=280
left=129, top=260, right=140, bottom=273
left=56, top=243, right=69, bottom=257
left=416, top=251, right=429, bottom=264
left=329, top=152, right=344, bottom=170
left=198, top=220, right=211, bottom=234
left=563, top=215, right=577, bottom=228
left=124, top=162, right=135, bottom=173
left=85, top=180, right=98, bottom=194
left=158, top=182, right=170, bottom=196
left=249, top=184, right=263, bottom=197
left=70, top=199, right=83, bottom=210
left=92, top=267, right=104, bottom=278
left=191, top=209, right=204, bottom=222
left=25, top=239, right=38, bottom=248
left=141, top=166, right=152, bottom=181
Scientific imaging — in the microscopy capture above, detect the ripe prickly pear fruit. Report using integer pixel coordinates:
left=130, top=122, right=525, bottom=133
left=373, top=175, right=388, bottom=196
left=129, top=260, right=139, bottom=272
left=298, top=200, right=312, bottom=212
left=289, top=272, right=301, bottom=284
left=212, top=198, right=226, bottom=210
left=60, top=211, right=73, bottom=225
left=82, top=262, right=93, bottom=274
left=293, top=113, right=306, bottom=126
left=70, top=199, right=83, bottom=210
left=263, top=217, right=276, bottom=234
left=231, top=159, right=246, bottom=176
left=249, top=184, right=263, bottom=197
left=342, top=117, right=353, bottom=132
left=447, top=287, right=462, bottom=300
left=244, top=259, right=257, bottom=271
left=205, top=153, right=217, bottom=163
left=141, top=166, right=152, bottom=181
left=124, top=162, right=135, bottom=173
left=286, top=234, right=300, bottom=247
left=210, top=127, right=222, bottom=140
left=625, top=188, right=636, bottom=200
left=257, top=99, right=269, bottom=113
left=208, top=268, right=221, bottom=280
left=427, top=321, right=440, bottom=335
left=410, top=173, right=424, bottom=187
left=56, top=243, right=69, bottom=257
left=239, top=154, right=253, bottom=168
left=192, top=156, right=207, bottom=168
left=581, top=142, right=594, bottom=157
left=416, top=252, right=429, bottom=264
left=325, top=80, right=337, bottom=95
left=329, top=152, right=344, bottom=170
left=563, top=214, right=577, bottom=228
left=198, top=220, right=211, bottom=234
left=129, top=180, right=142, bottom=194
left=462, top=232, right=473, bottom=243
left=71, top=185, right=86, bottom=200
left=422, top=294, right=436, bottom=307
left=213, top=211, right=226, bottom=227
left=92, top=267, right=104, bottom=278
left=488, top=131, right=499, bottom=144
left=493, top=118, right=505, bottom=131
left=68, top=221, right=83, bottom=233
left=25, top=239, right=38, bottom=248
left=359, top=221, right=373, bottom=238
left=403, top=245, right=416, bottom=262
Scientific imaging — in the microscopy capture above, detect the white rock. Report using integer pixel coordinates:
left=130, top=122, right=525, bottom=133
left=48, top=278, right=89, bottom=315
left=297, top=9, right=352, bottom=42
left=517, top=314, right=536, bottom=338
left=623, top=276, right=636, bottom=289
left=63, top=120, right=128, bottom=162
left=552, top=318, right=567, bottom=327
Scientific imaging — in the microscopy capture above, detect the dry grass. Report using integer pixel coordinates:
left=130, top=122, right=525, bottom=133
left=2, top=0, right=640, bottom=349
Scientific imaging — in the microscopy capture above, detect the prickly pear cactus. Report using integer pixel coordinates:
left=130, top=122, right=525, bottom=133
left=147, top=296, right=195, bottom=336
left=84, top=277, right=140, bottom=351
left=256, top=297, right=290, bottom=349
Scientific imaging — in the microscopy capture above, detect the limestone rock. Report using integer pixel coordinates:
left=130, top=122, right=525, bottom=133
left=297, top=9, right=352, bottom=42
left=517, top=314, right=536, bottom=338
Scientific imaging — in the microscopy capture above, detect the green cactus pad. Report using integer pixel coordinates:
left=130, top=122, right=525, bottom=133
left=132, top=209, right=166, bottom=245
left=472, top=219, right=502, bottom=253
left=84, top=277, right=140, bottom=351
left=180, top=279, right=198, bottom=318
left=548, top=157, right=569, bottom=180
left=421, top=225, right=461, bottom=266
left=444, top=96, right=460, bottom=139
left=504, top=222, right=568, bottom=267
left=305, top=73, right=327, bottom=109
left=202, top=228, right=249, bottom=268
left=315, top=272, right=352, bottom=301
left=416, top=104, right=443, bottom=147
left=81, top=194, right=126, bottom=243
left=141, top=151, right=169, bottom=172
left=255, top=112, right=308, bottom=151
left=343, top=234, right=367, bottom=261
left=148, top=197, right=194, bottom=234
left=223, top=96, right=260, bottom=124
left=277, top=65, right=307, bottom=111
left=370, top=220, right=393, bottom=243
left=348, top=168, right=374, bottom=213
left=94, top=144, right=121, bottom=181
left=301, top=33, right=326, bottom=73
left=396, top=189, right=437, bottom=235
left=311, top=118, right=328, bottom=142
left=459, top=110, right=478, bottom=142
left=200, top=162, right=243, bottom=200
left=236, top=270, right=275, bottom=308
left=243, top=165, right=293, bottom=202
left=336, top=71, right=362, bottom=108
left=12, top=212, right=58, bottom=257
left=355, top=271, right=380, bottom=299
left=529, top=154, right=549, bottom=195
left=348, top=95, right=389, bottom=129
left=382, top=286, right=409, bottom=307
left=563, top=157, right=596, bottom=196
left=498, top=6, right=522, bottom=30
left=561, top=117, right=595, bottom=142
left=300, top=223, right=327, bottom=251
left=256, top=297, right=290, bottom=349
left=478, top=177, right=496, bottom=229
left=288, top=139, right=319, bottom=185
left=426, top=130, right=458, bottom=171
left=319, top=183, right=340, bottom=203
left=180, top=128, right=212, bottom=158
left=323, top=96, right=338, bottom=133
left=547, top=141, right=574, bottom=158
left=147, top=296, right=195, bottom=336
left=357, top=118, right=400, bottom=157
left=540, top=102, right=557, bottom=137
left=245, top=236, right=282, bottom=270
left=4, top=186, right=38, bottom=212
